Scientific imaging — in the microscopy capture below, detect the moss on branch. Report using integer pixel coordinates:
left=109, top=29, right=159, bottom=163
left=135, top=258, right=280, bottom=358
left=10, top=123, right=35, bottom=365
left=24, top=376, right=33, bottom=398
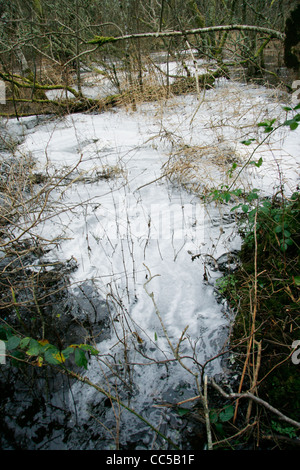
left=87, top=36, right=118, bottom=46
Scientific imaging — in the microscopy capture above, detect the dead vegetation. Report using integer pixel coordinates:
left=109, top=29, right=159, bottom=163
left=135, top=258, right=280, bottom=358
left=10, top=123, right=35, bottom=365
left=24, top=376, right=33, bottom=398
left=162, top=143, right=243, bottom=196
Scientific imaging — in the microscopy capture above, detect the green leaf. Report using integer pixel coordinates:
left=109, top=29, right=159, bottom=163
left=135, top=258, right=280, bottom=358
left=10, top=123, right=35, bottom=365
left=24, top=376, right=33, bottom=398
left=75, top=348, right=88, bottom=369
left=280, top=242, right=288, bottom=252
left=26, top=339, right=42, bottom=356
left=52, top=351, right=66, bottom=363
left=215, top=422, right=224, bottom=434
left=44, top=348, right=62, bottom=365
left=223, top=192, right=231, bottom=203
left=294, top=276, right=300, bottom=286
left=79, top=344, right=99, bottom=356
left=257, top=119, right=276, bottom=130
left=19, top=337, right=31, bottom=349
left=154, top=332, right=158, bottom=341
left=177, top=407, right=190, bottom=416
left=232, top=189, right=243, bottom=197
left=284, top=117, right=299, bottom=130
left=219, top=405, right=234, bottom=422
left=290, top=122, right=298, bottom=131
left=61, top=346, right=75, bottom=359
left=6, top=335, right=21, bottom=351
left=275, top=225, right=282, bottom=233
left=247, top=189, right=259, bottom=202
left=242, top=205, right=249, bottom=213
left=241, top=138, right=255, bottom=145
left=282, top=106, right=293, bottom=111
left=209, top=410, right=219, bottom=424
left=231, top=204, right=241, bottom=212
left=0, top=326, right=9, bottom=341
left=10, top=349, right=25, bottom=367
left=255, top=157, right=263, bottom=168
left=249, top=208, right=257, bottom=218
left=271, top=420, right=297, bottom=438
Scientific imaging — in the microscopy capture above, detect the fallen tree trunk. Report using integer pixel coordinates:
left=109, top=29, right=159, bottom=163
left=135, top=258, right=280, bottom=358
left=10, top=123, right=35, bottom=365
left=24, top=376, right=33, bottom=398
left=0, top=72, right=81, bottom=100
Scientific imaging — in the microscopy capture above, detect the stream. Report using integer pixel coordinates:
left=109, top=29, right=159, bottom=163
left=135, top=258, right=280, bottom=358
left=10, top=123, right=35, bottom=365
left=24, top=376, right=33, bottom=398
left=0, top=75, right=299, bottom=450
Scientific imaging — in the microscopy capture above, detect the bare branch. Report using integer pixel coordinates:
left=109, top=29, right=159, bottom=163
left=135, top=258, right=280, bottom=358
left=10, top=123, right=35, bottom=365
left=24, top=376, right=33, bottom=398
left=89, top=24, right=285, bottom=46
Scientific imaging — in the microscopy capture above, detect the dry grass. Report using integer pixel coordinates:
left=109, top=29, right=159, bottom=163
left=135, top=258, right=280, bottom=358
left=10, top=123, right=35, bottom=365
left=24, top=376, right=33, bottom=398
left=162, top=143, right=243, bottom=196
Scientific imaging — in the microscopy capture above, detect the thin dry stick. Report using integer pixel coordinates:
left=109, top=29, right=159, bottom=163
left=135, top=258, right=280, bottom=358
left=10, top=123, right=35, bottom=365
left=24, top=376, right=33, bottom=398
left=246, top=339, right=262, bottom=422
left=153, top=394, right=202, bottom=409
left=233, top=211, right=258, bottom=423
left=204, top=375, right=213, bottom=450
left=214, top=421, right=258, bottom=447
